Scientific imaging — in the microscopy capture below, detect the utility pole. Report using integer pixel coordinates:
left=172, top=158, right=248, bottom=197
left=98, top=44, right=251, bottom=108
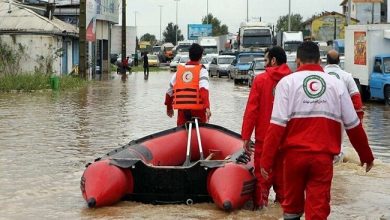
left=121, top=0, right=126, bottom=77
left=174, top=0, right=179, bottom=45
left=371, top=2, right=374, bottom=24
left=246, top=0, right=249, bottom=22
left=79, top=0, right=86, bottom=79
left=346, top=0, right=351, bottom=25
left=158, top=5, right=163, bottom=42
left=288, top=0, right=291, bottom=31
left=206, top=0, right=209, bottom=24
left=334, top=17, right=337, bottom=40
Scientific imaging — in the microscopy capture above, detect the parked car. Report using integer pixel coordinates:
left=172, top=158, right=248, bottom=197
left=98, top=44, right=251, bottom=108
left=204, top=54, right=218, bottom=71
left=178, top=55, right=190, bottom=66
left=110, top=53, right=119, bottom=64
left=231, top=52, right=264, bottom=84
left=115, top=55, right=133, bottom=73
left=248, top=58, right=266, bottom=87
left=170, top=54, right=182, bottom=72
left=209, top=55, right=236, bottom=78
left=116, top=55, right=134, bottom=66
left=148, top=54, right=160, bottom=67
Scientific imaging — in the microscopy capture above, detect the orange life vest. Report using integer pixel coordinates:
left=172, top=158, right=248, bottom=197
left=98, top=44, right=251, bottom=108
left=173, top=64, right=204, bottom=110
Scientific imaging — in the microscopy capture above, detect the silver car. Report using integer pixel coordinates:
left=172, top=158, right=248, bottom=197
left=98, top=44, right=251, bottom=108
left=209, top=55, right=236, bottom=78
left=248, top=58, right=266, bottom=87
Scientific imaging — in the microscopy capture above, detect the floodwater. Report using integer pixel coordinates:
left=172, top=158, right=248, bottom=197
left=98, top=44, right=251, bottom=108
left=0, top=70, right=389, bottom=220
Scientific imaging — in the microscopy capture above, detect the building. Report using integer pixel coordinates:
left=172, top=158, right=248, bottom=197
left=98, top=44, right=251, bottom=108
left=303, top=11, right=359, bottom=42
left=17, top=0, right=120, bottom=77
left=54, top=0, right=120, bottom=76
left=110, top=25, right=137, bottom=57
left=0, top=1, right=78, bottom=75
left=340, top=0, right=388, bottom=24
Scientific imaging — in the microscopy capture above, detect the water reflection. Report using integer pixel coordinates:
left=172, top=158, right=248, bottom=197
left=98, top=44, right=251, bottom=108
left=0, top=71, right=389, bottom=219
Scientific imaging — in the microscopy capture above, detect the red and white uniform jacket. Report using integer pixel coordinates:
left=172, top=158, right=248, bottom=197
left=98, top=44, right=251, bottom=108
left=260, top=64, right=374, bottom=171
left=241, top=64, right=292, bottom=144
left=324, top=64, right=364, bottom=120
left=165, top=61, right=210, bottom=126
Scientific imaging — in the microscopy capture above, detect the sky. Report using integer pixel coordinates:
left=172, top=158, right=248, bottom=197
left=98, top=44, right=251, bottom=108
left=124, top=0, right=343, bottom=40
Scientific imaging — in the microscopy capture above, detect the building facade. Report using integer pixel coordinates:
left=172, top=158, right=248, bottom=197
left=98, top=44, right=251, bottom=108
left=340, top=0, right=388, bottom=24
left=304, top=12, right=359, bottom=42
left=0, top=1, right=79, bottom=75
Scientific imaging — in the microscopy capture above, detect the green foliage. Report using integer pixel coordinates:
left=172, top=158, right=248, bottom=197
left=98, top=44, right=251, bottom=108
left=163, top=22, right=184, bottom=45
left=0, top=74, right=88, bottom=92
left=0, top=38, right=25, bottom=75
left=201, top=14, right=229, bottom=36
left=34, top=45, right=63, bottom=74
left=140, top=33, right=157, bottom=45
left=276, top=14, right=304, bottom=32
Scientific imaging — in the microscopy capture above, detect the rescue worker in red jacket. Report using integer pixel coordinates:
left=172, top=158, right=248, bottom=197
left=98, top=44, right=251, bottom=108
left=324, top=49, right=364, bottom=163
left=165, top=43, right=211, bottom=126
left=260, top=41, right=374, bottom=220
left=241, top=46, right=291, bottom=209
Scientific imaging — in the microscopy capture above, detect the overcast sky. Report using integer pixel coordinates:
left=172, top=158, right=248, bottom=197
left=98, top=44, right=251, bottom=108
left=124, top=0, right=343, bottom=39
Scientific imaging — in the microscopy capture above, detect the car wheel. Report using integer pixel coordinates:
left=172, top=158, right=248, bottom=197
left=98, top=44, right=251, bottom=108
left=385, top=85, right=390, bottom=105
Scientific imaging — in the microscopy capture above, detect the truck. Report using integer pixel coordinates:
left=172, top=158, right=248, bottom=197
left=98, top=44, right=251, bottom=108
left=237, top=21, right=273, bottom=52
left=160, top=43, right=175, bottom=62
left=198, top=35, right=228, bottom=55
left=276, top=31, right=303, bottom=53
left=173, top=40, right=195, bottom=56
left=344, top=24, right=390, bottom=104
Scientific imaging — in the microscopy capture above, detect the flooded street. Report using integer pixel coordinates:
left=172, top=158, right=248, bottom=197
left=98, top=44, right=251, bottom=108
left=1, top=70, right=390, bottom=219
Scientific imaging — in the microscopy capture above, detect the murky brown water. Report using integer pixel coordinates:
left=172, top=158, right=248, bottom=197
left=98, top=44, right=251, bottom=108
left=1, top=70, right=389, bottom=219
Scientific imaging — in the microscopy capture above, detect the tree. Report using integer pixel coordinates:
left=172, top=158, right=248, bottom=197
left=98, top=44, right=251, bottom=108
left=163, top=22, right=184, bottom=45
left=276, top=13, right=304, bottom=32
left=140, top=33, right=157, bottom=45
left=201, top=14, right=229, bottom=36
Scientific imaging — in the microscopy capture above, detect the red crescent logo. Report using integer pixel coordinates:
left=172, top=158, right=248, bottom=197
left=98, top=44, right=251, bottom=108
left=309, top=81, right=318, bottom=92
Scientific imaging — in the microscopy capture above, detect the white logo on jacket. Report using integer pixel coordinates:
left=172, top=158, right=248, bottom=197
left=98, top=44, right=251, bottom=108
left=182, top=71, right=193, bottom=83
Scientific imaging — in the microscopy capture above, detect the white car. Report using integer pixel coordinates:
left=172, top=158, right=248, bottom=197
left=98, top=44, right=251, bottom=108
left=178, top=55, right=189, bottom=66
left=209, top=55, right=236, bottom=78
left=170, top=54, right=182, bottom=72
left=204, top=54, right=218, bottom=71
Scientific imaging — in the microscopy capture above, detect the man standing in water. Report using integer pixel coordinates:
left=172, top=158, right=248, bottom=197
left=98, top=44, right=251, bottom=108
left=241, top=46, right=291, bottom=209
left=324, top=49, right=364, bottom=163
left=143, top=52, right=149, bottom=80
left=164, top=43, right=211, bottom=126
left=260, top=42, right=374, bottom=219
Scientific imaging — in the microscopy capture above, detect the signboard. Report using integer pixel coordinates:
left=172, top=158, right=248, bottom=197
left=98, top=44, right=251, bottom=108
left=187, top=24, right=212, bottom=40
left=354, top=32, right=367, bottom=65
left=95, top=0, right=119, bottom=23
left=86, top=0, right=97, bottom=41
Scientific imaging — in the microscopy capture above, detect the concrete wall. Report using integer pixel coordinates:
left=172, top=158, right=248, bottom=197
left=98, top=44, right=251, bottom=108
left=0, top=34, right=78, bottom=74
left=1, top=35, right=61, bottom=74
left=352, top=2, right=381, bottom=24
left=310, top=15, right=358, bottom=41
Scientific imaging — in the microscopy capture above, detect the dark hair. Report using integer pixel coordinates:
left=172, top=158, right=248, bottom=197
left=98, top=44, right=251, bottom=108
left=297, top=41, right=320, bottom=63
left=189, top=43, right=204, bottom=61
left=327, top=53, right=340, bottom=64
left=265, top=46, right=287, bottom=65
